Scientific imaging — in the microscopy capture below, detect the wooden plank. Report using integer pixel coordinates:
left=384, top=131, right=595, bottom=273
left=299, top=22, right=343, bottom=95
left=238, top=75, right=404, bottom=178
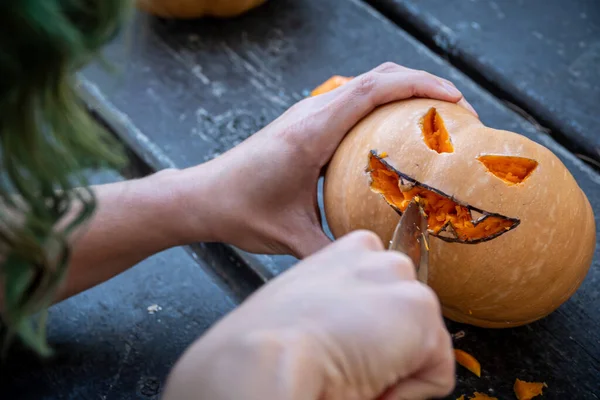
left=75, top=1, right=600, bottom=398
left=366, top=0, right=600, bottom=165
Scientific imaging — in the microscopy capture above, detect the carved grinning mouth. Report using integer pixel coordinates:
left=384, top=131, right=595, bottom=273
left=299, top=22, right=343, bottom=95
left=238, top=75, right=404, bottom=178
left=367, top=151, right=521, bottom=244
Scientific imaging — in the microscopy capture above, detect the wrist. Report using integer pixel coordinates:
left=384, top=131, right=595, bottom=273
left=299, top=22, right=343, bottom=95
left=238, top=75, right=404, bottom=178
left=151, top=164, right=223, bottom=246
left=130, top=168, right=193, bottom=247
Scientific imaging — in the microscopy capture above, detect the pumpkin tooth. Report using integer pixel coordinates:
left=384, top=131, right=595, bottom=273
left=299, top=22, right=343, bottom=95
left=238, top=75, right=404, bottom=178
left=368, top=152, right=519, bottom=244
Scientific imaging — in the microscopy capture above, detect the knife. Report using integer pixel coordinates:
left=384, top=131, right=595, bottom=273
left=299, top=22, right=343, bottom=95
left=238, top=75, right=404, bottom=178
left=388, top=199, right=430, bottom=284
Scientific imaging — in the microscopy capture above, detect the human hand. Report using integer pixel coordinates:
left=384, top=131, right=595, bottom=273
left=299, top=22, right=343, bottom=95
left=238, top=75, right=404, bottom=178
left=176, top=62, right=477, bottom=257
left=163, top=230, right=455, bottom=400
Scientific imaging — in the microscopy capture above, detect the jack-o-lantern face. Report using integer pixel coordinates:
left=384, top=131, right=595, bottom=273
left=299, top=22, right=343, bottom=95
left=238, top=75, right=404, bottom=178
left=368, top=150, right=523, bottom=244
left=366, top=107, right=541, bottom=244
left=314, top=76, right=595, bottom=328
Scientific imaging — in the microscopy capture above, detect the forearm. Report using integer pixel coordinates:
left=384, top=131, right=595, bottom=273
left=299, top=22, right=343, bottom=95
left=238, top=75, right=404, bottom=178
left=56, top=167, right=216, bottom=301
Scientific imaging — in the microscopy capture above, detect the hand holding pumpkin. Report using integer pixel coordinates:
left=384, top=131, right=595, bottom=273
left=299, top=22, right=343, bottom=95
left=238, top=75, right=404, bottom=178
left=175, top=62, right=476, bottom=258
left=163, top=230, right=455, bottom=400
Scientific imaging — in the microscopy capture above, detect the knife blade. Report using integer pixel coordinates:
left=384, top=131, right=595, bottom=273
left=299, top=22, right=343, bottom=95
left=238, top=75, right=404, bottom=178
left=388, top=199, right=429, bottom=284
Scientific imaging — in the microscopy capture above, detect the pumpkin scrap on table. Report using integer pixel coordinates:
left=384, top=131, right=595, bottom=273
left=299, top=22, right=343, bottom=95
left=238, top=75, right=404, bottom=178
left=457, top=393, right=497, bottom=400
left=136, top=0, right=267, bottom=18
left=454, top=349, right=481, bottom=377
left=469, top=393, right=498, bottom=400
left=514, top=379, right=547, bottom=399
left=310, top=75, right=354, bottom=97
left=314, top=74, right=595, bottom=328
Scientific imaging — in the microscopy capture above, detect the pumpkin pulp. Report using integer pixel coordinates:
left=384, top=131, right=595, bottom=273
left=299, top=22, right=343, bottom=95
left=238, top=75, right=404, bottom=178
left=422, top=108, right=454, bottom=153
left=478, top=155, right=538, bottom=184
left=368, top=155, right=516, bottom=242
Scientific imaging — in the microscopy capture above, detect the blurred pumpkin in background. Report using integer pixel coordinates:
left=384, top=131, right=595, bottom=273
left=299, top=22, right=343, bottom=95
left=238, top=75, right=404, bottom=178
left=136, top=0, right=267, bottom=18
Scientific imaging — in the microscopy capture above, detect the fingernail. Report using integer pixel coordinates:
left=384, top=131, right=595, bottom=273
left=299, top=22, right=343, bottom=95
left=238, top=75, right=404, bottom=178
left=466, top=103, right=478, bottom=117
left=442, top=81, right=462, bottom=98
left=460, top=99, right=479, bottom=117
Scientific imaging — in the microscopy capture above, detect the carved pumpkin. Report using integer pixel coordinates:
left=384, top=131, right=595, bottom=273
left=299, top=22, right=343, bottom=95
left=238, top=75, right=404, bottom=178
left=315, top=76, right=596, bottom=328
left=136, top=0, right=267, bottom=18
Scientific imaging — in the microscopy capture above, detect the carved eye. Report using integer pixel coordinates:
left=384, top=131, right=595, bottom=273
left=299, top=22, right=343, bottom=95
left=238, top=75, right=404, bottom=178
left=421, top=107, right=454, bottom=153
left=478, top=155, right=538, bottom=184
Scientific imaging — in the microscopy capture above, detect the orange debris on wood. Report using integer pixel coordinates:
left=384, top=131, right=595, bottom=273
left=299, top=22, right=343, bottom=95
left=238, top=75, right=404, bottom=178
left=454, top=349, right=481, bottom=377
left=310, top=75, right=353, bottom=96
left=469, top=393, right=497, bottom=400
left=514, top=378, right=548, bottom=400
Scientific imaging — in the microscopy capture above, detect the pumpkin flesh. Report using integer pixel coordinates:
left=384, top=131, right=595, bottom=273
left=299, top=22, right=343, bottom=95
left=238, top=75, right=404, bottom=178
left=422, top=107, right=454, bottom=153
left=478, top=155, right=538, bottom=184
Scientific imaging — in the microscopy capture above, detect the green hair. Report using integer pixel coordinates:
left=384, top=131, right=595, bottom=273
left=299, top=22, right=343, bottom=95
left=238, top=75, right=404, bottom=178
left=0, top=0, right=132, bottom=355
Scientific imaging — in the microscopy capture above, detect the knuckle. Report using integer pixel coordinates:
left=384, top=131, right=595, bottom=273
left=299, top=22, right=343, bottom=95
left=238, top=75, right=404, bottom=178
left=411, top=69, right=437, bottom=82
left=374, top=61, right=399, bottom=73
left=412, top=283, right=441, bottom=313
left=353, top=72, right=377, bottom=97
left=346, top=229, right=383, bottom=250
left=386, top=252, right=417, bottom=278
left=441, top=77, right=456, bottom=87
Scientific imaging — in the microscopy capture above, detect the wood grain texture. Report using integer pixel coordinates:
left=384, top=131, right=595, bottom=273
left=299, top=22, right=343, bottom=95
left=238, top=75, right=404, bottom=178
left=366, top=0, right=600, bottom=165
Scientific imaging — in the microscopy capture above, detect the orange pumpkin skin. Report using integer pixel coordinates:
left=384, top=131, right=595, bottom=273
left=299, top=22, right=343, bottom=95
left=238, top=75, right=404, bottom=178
left=136, top=0, right=267, bottom=19
left=323, top=98, right=596, bottom=328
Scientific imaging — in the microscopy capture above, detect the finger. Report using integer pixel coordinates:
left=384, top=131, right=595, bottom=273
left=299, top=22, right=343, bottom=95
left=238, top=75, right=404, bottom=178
left=338, top=229, right=385, bottom=251
left=300, top=229, right=383, bottom=265
left=310, top=230, right=383, bottom=258
left=354, top=252, right=417, bottom=283
left=383, top=331, right=455, bottom=400
left=311, top=64, right=465, bottom=148
left=458, top=97, right=479, bottom=117
left=378, top=319, right=454, bottom=400
left=438, top=78, right=478, bottom=117
left=336, top=67, right=463, bottom=118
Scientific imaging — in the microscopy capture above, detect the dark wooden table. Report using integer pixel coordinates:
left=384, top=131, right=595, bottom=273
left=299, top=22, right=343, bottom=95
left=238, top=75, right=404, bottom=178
left=2, top=1, right=599, bottom=399
left=368, top=0, right=600, bottom=165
